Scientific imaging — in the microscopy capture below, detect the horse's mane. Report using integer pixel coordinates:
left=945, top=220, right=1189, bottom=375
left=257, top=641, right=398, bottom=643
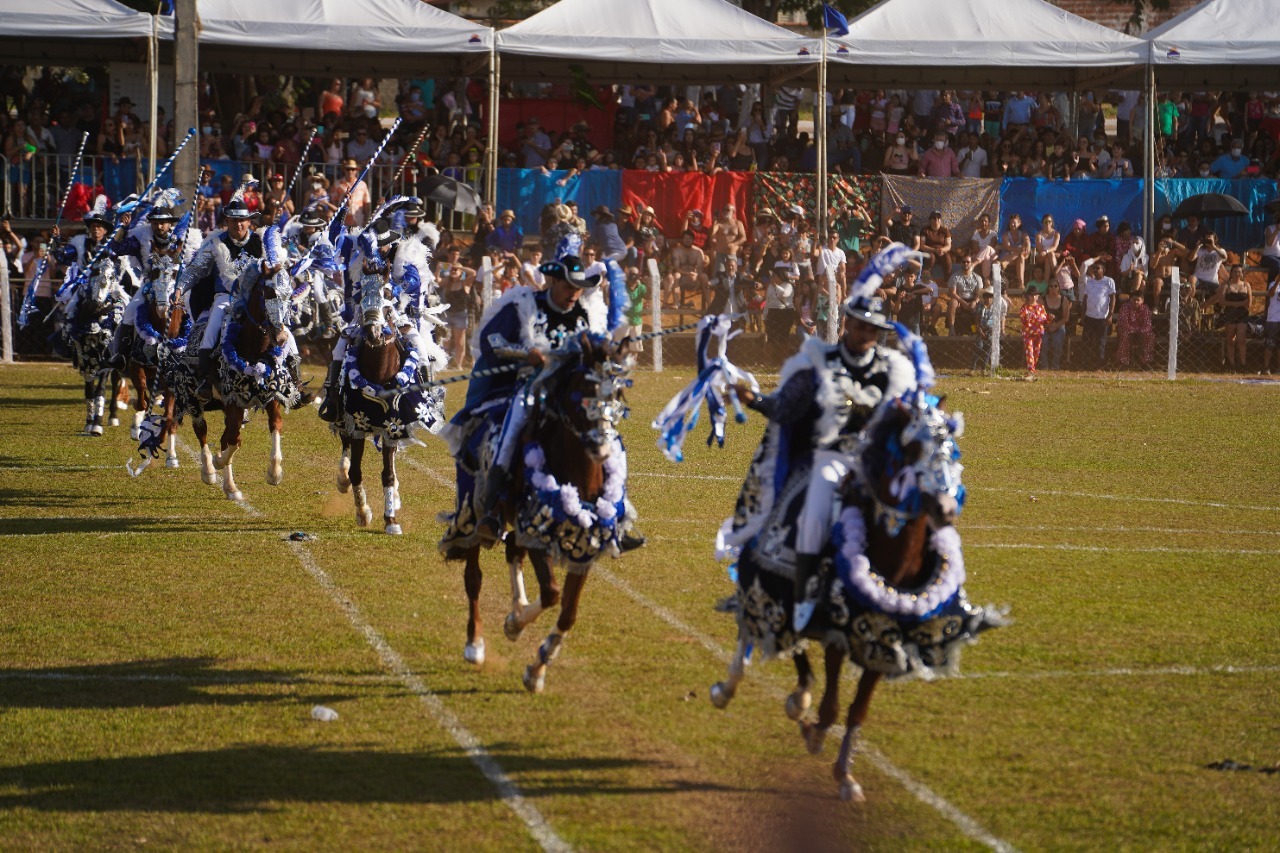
left=857, top=404, right=909, bottom=485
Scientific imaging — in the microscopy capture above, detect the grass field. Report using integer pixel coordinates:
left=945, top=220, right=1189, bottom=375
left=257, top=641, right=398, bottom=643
left=1, top=362, right=1278, bottom=851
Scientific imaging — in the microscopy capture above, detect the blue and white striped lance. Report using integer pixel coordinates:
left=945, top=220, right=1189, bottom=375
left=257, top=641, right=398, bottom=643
left=327, top=117, right=402, bottom=232
left=19, top=131, right=90, bottom=327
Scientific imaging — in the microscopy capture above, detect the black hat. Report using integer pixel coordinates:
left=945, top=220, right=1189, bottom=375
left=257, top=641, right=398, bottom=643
left=147, top=203, right=181, bottom=223
left=398, top=198, right=426, bottom=218
left=298, top=205, right=327, bottom=228
left=370, top=218, right=401, bottom=248
left=539, top=255, right=600, bottom=289
left=82, top=194, right=112, bottom=227
left=841, top=294, right=893, bottom=330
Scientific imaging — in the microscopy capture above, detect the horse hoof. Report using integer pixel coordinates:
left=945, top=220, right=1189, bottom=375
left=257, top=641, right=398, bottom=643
left=803, top=722, right=828, bottom=756
left=385, top=522, right=402, bottom=536
left=838, top=778, right=865, bottom=803
left=266, top=469, right=283, bottom=486
left=110, top=417, right=120, bottom=428
left=201, top=469, right=218, bottom=486
left=463, top=639, right=485, bottom=665
left=226, top=490, right=244, bottom=502
left=165, top=456, right=180, bottom=469
left=336, top=474, right=350, bottom=494
left=129, top=425, right=139, bottom=439
left=503, top=612, right=524, bottom=642
left=89, top=425, right=104, bottom=436
left=356, top=507, right=373, bottom=528
left=785, top=690, right=811, bottom=721
left=522, top=665, right=545, bottom=694
left=710, top=682, right=734, bottom=710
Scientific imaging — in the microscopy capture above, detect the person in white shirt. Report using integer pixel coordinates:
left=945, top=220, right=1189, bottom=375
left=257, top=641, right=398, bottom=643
left=814, top=232, right=846, bottom=301
left=1081, top=259, right=1117, bottom=368
left=520, top=247, right=545, bottom=290
left=1261, top=276, right=1280, bottom=375
left=957, top=133, right=989, bottom=178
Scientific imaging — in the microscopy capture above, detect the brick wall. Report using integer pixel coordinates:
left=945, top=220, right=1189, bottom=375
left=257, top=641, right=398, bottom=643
left=1051, top=0, right=1201, bottom=34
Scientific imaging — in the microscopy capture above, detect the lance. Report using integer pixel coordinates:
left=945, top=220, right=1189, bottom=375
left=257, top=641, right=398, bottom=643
left=327, top=117, right=403, bottom=231
left=422, top=320, right=705, bottom=388
left=56, top=127, right=198, bottom=301
left=19, top=131, right=90, bottom=327
left=390, top=123, right=431, bottom=192
left=282, top=124, right=321, bottom=211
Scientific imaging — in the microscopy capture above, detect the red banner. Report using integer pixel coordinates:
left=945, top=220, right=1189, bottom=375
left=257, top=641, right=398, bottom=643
left=619, top=171, right=754, bottom=238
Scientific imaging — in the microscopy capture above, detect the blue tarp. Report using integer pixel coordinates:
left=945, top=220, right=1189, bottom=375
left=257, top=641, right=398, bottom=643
left=496, top=168, right=622, bottom=237
left=999, top=177, right=1278, bottom=252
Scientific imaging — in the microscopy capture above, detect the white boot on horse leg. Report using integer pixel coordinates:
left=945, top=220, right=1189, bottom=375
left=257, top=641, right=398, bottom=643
left=710, top=638, right=748, bottom=709
left=199, top=444, right=217, bottom=485
left=165, top=434, right=180, bottom=469
left=336, top=448, right=351, bottom=493
left=266, top=429, right=284, bottom=486
left=463, top=637, right=485, bottom=665
left=834, top=725, right=866, bottom=803
left=353, top=484, right=373, bottom=527
left=131, top=410, right=145, bottom=440
left=523, top=630, right=566, bottom=694
left=504, top=559, right=540, bottom=641
left=217, top=445, right=243, bottom=500
left=383, top=484, right=402, bottom=535
left=82, top=399, right=95, bottom=435
left=90, top=397, right=105, bottom=436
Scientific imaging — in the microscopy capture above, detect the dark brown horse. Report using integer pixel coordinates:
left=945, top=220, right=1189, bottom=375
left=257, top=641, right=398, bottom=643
left=461, top=335, right=633, bottom=692
left=126, top=255, right=188, bottom=471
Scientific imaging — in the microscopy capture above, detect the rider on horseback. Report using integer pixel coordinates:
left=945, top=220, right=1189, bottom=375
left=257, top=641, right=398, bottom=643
left=734, top=270, right=917, bottom=631
left=283, top=204, right=342, bottom=337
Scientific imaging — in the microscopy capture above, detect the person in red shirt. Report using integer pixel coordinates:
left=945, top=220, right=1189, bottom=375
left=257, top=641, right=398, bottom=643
left=1019, top=286, right=1050, bottom=380
left=319, top=78, right=344, bottom=120
left=1061, top=218, right=1091, bottom=265
left=680, top=208, right=710, bottom=249
left=918, top=131, right=960, bottom=177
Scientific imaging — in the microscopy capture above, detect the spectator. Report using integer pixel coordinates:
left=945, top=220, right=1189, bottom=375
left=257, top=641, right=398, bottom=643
left=589, top=205, right=628, bottom=263
left=814, top=232, right=846, bottom=299
left=948, top=249, right=983, bottom=334
left=319, top=77, right=344, bottom=119
left=886, top=206, right=920, bottom=251
left=707, top=256, right=746, bottom=315
left=1035, top=214, right=1060, bottom=281
left=920, top=211, right=952, bottom=278
left=1081, top=258, right=1117, bottom=368
left=1260, top=276, right=1280, bottom=375
left=1042, top=278, right=1070, bottom=370
left=1191, top=231, right=1227, bottom=300
left=973, top=288, right=1001, bottom=370
left=892, top=267, right=931, bottom=335
left=1208, top=264, right=1252, bottom=371
left=1000, top=213, right=1030, bottom=288
left=436, top=245, right=475, bottom=368
left=521, top=117, right=552, bottom=169
left=625, top=266, right=647, bottom=344
left=911, top=90, right=938, bottom=134
left=1262, top=212, right=1280, bottom=281
left=351, top=77, right=381, bottom=120
left=520, top=247, right=545, bottom=290
left=330, top=158, right=371, bottom=227
left=1090, top=215, right=1117, bottom=276
left=1177, top=213, right=1204, bottom=251
left=708, top=204, right=747, bottom=275
left=471, top=204, right=495, bottom=269
left=957, top=132, right=988, bottom=178
left=1210, top=139, right=1249, bottom=179
left=882, top=131, right=917, bottom=175
left=1003, top=91, right=1037, bottom=135
left=666, top=229, right=709, bottom=308
left=1061, top=218, right=1091, bottom=265
left=346, top=125, right=379, bottom=163
left=1019, top=284, right=1049, bottom=380
left=763, top=267, right=797, bottom=356
left=1115, top=288, right=1155, bottom=369
left=486, top=209, right=523, bottom=259
left=919, top=131, right=959, bottom=177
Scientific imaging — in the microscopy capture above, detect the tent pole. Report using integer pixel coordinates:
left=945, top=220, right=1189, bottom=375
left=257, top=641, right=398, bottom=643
left=148, top=13, right=159, bottom=183
left=485, top=40, right=500, bottom=210
left=1143, top=60, right=1154, bottom=253
left=818, top=33, right=834, bottom=343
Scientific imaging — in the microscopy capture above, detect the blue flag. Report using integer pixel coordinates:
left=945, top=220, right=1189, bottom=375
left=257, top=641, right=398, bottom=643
left=822, top=3, right=849, bottom=36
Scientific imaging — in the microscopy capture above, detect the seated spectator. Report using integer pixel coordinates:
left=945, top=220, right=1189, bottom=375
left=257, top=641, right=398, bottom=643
left=948, top=248, right=984, bottom=334
left=589, top=205, right=629, bottom=262
left=1090, top=215, right=1118, bottom=276
left=486, top=209, right=524, bottom=259
left=886, top=206, right=920, bottom=250
left=665, top=229, right=709, bottom=308
left=1210, top=139, right=1249, bottom=179
left=1260, top=277, right=1280, bottom=375
left=1000, top=213, right=1031, bottom=288
left=920, top=211, right=952, bottom=278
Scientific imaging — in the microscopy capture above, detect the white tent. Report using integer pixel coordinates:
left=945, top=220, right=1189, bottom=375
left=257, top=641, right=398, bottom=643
left=496, top=0, right=820, bottom=84
left=196, top=0, right=493, bottom=76
left=0, top=0, right=158, bottom=65
left=826, top=0, right=1147, bottom=88
left=1148, top=0, right=1280, bottom=88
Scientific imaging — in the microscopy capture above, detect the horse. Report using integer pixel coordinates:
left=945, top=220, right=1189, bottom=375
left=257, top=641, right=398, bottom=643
left=334, top=275, right=446, bottom=534
left=60, top=259, right=129, bottom=436
left=125, top=253, right=191, bottom=470
left=444, top=334, right=634, bottom=690
left=208, top=229, right=305, bottom=500
left=709, top=389, right=1007, bottom=802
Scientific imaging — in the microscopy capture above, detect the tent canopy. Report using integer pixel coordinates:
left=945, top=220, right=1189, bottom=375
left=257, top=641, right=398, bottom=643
left=0, top=0, right=156, bottom=65
left=827, top=0, right=1147, bottom=89
left=497, top=0, right=820, bottom=85
left=196, top=0, right=493, bottom=77
left=1148, top=0, right=1280, bottom=88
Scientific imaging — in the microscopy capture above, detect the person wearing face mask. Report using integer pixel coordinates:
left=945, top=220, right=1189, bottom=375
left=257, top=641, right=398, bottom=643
left=1209, top=139, right=1250, bottom=179
left=918, top=131, right=959, bottom=177
left=881, top=132, right=916, bottom=175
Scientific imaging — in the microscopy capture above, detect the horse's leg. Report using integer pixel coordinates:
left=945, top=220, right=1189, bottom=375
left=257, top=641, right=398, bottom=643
left=786, top=649, right=815, bottom=721
left=382, top=445, right=401, bottom=535
left=90, top=374, right=106, bottom=436
left=833, top=669, right=883, bottom=803
left=463, top=548, right=485, bottom=664
left=81, top=379, right=95, bottom=435
left=215, top=405, right=244, bottom=500
left=163, top=390, right=180, bottom=469
left=129, top=365, right=148, bottom=439
left=802, top=644, right=846, bottom=755
left=113, top=371, right=130, bottom=420
left=523, top=567, right=587, bottom=694
left=505, top=545, right=558, bottom=638
left=193, top=415, right=217, bottom=485
left=265, top=401, right=284, bottom=486
left=337, top=433, right=352, bottom=493
left=710, top=633, right=749, bottom=709
left=349, top=437, right=372, bottom=527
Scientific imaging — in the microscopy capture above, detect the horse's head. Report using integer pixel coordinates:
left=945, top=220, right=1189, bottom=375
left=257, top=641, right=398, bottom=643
left=357, top=273, right=395, bottom=346
left=542, top=333, right=630, bottom=463
left=148, top=254, right=180, bottom=318
left=84, top=259, right=123, bottom=314
left=857, top=393, right=965, bottom=535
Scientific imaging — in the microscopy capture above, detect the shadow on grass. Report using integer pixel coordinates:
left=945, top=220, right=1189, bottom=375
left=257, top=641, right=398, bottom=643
left=0, top=397, right=80, bottom=408
left=0, top=489, right=142, bottom=510
left=0, top=744, right=742, bottom=812
left=0, top=516, right=279, bottom=536
left=0, top=658, right=357, bottom=711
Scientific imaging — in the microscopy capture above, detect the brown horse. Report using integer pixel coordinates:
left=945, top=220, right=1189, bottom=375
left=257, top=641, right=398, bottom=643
left=459, top=335, right=633, bottom=691
left=711, top=394, right=1004, bottom=802
left=209, top=263, right=299, bottom=500
left=126, top=255, right=188, bottom=470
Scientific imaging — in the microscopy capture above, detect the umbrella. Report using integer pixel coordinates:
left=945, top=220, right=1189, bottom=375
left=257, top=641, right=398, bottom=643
left=1172, top=193, right=1250, bottom=220
left=1264, top=197, right=1280, bottom=214
left=420, top=175, right=483, bottom=214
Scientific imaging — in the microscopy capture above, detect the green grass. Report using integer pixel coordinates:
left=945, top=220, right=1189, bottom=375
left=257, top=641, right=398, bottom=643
left=0, top=362, right=1278, bottom=850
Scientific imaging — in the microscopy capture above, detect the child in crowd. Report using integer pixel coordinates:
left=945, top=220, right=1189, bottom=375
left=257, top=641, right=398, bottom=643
left=746, top=280, right=765, bottom=332
left=1115, top=288, right=1155, bottom=369
left=1019, top=285, right=1049, bottom=380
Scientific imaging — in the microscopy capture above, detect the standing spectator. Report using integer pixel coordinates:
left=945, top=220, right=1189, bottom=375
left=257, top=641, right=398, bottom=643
left=1260, top=276, right=1280, bottom=375
left=471, top=204, right=494, bottom=270
left=1191, top=231, right=1227, bottom=300
left=707, top=256, right=745, bottom=315
left=589, top=206, right=628, bottom=262
left=764, top=267, right=797, bottom=357
left=911, top=90, right=938, bottom=134
left=521, top=118, right=552, bottom=169
left=1090, top=216, right=1117, bottom=276
left=330, top=158, right=370, bottom=227
left=1114, top=90, right=1140, bottom=143
left=486, top=209, right=523, bottom=259
left=1261, top=213, right=1280, bottom=282
left=1115, top=288, right=1155, bottom=369
left=351, top=77, right=380, bottom=120
left=346, top=125, right=379, bottom=163
left=666, top=230, right=709, bottom=307
left=918, top=131, right=959, bottom=177
left=957, top=133, right=989, bottom=178
left=708, top=204, right=747, bottom=274
left=436, top=245, right=475, bottom=368
left=882, top=131, right=917, bottom=175
left=1210, top=139, right=1249, bottom=179
left=4, top=119, right=35, bottom=207
left=1081, top=259, right=1117, bottom=368
left=814, top=232, right=846, bottom=301
left=625, top=266, right=647, bottom=345
left=1208, top=264, right=1252, bottom=371
left=1019, top=285, right=1049, bottom=380
left=1002, top=91, right=1037, bottom=136
left=892, top=268, right=931, bottom=335
left=520, top=247, right=545, bottom=290
left=319, top=78, right=344, bottom=119
left=773, top=87, right=802, bottom=138
left=973, top=288, right=1001, bottom=370
left=1042, top=279, right=1070, bottom=370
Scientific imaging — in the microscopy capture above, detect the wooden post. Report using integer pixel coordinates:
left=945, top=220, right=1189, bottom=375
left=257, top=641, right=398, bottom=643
left=174, top=0, right=199, bottom=212
left=1, top=257, right=13, bottom=363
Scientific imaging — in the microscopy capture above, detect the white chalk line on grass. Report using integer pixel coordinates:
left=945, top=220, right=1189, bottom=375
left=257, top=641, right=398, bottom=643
left=0, top=670, right=400, bottom=686
left=174, top=437, right=570, bottom=853
left=645, top=535, right=1280, bottom=556
left=957, top=664, right=1280, bottom=682
left=400, top=453, right=455, bottom=490
left=593, top=566, right=1017, bottom=853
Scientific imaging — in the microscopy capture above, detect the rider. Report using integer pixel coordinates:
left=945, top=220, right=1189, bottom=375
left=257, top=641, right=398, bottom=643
left=180, top=184, right=265, bottom=401
left=51, top=195, right=122, bottom=299
left=284, top=204, right=341, bottom=334
left=107, top=195, right=191, bottom=368
left=738, top=293, right=914, bottom=631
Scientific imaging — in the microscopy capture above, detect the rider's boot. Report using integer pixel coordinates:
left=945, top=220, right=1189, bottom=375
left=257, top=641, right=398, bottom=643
left=289, top=360, right=315, bottom=408
left=109, top=325, right=135, bottom=370
left=792, top=552, right=823, bottom=632
left=317, top=361, right=343, bottom=423
left=194, top=347, right=215, bottom=403
left=475, top=464, right=509, bottom=547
